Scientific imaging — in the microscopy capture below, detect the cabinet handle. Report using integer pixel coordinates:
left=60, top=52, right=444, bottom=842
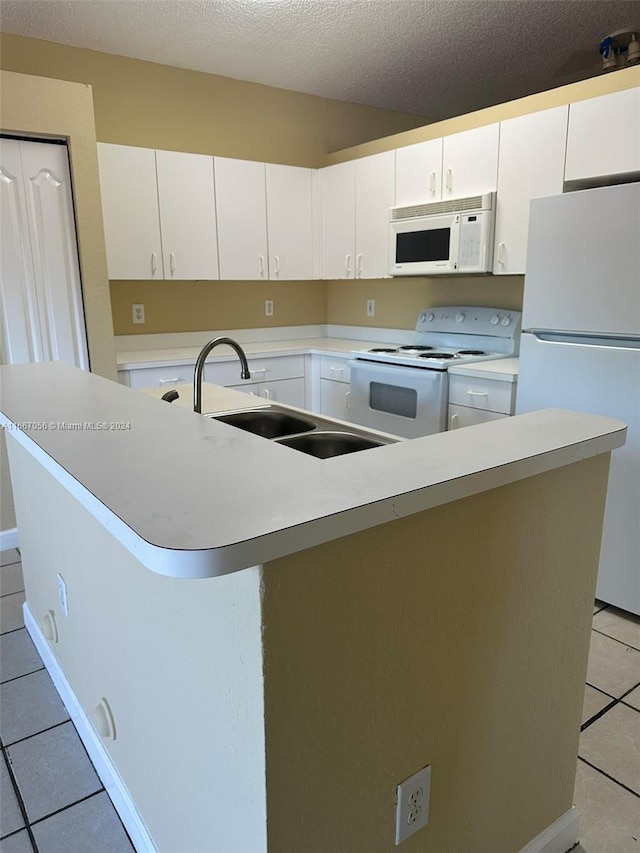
left=158, top=377, right=181, bottom=385
left=467, top=390, right=489, bottom=397
left=274, top=255, right=280, bottom=275
left=429, top=170, right=436, bottom=194
left=170, top=252, right=176, bottom=274
left=356, top=253, right=363, bottom=278
left=258, top=255, right=265, bottom=276
left=445, top=168, right=453, bottom=192
left=345, top=254, right=351, bottom=276
left=449, top=412, right=459, bottom=429
left=263, top=388, right=272, bottom=400
left=251, top=367, right=267, bottom=376
left=345, top=390, right=351, bottom=410
left=330, top=365, right=344, bottom=375
left=151, top=252, right=157, bottom=274
left=497, top=242, right=506, bottom=265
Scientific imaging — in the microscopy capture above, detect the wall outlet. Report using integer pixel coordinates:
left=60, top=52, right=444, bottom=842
left=265, top=299, right=274, bottom=317
left=57, top=573, right=69, bottom=617
left=132, top=303, right=145, bottom=324
left=366, top=299, right=375, bottom=318
left=395, top=765, right=431, bottom=845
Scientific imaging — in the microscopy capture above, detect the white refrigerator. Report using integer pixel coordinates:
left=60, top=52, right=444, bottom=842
left=516, top=182, right=640, bottom=615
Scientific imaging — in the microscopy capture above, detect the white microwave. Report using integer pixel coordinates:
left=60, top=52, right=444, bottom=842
left=389, top=193, right=496, bottom=276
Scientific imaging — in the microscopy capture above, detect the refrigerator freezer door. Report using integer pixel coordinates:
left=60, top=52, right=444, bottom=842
left=517, top=332, right=640, bottom=613
left=523, top=183, right=640, bottom=337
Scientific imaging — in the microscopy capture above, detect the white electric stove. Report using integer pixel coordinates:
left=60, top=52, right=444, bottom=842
left=348, top=306, right=521, bottom=438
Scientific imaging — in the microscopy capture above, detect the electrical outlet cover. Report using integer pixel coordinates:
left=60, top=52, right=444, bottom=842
left=395, top=765, right=431, bottom=845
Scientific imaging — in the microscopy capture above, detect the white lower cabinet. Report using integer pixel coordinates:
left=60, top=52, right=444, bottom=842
left=447, top=372, right=516, bottom=430
left=320, top=379, right=351, bottom=421
left=227, top=377, right=305, bottom=407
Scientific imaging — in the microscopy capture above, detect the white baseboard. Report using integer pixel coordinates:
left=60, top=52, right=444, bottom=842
left=23, top=604, right=157, bottom=853
left=519, top=807, right=580, bottom=853
left=0, top=527, right=19, bottom=551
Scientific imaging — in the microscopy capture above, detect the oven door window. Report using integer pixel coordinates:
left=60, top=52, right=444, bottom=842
left=370, top=382, right=418, bottom=419
left=395, top=228, right=450, bottom=263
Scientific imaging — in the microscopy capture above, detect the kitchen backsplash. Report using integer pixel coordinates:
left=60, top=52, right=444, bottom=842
left=110, top=276, right=524, bottom=335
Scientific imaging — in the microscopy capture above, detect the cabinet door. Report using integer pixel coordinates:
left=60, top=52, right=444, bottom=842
left=97, top=143, right=163, bottom=279
left=442, top=123, right=499, bottom=198
left=565, top=88, right=640, bottom=183
left=448, top=404, right=507, bottom=430
left=155, top=150, right=219, bottom=280
left=395, top=138, right=443, bottom=205
left=320, top=379, right=351, bottom=421
left=355, top=151, right=395, bottom=278
left=320, top=161, right=355, bottom=279
left=259, top=377, right=306, bottom=407
left=214, top=157, right=268, bottom=280
left=265, top=164, right=314, bottom=280
left=494, top=106, right=568, bottom=274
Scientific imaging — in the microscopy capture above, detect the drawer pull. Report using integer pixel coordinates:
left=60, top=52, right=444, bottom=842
left=467, top=390, right=489, bottom=397
left=449, top=413, right=459, bottom=429
left=330, top=366, right=344, bottom=374
left=158, top=377, right=181, bottom=385
left=251, top=368, right=267, bottom=376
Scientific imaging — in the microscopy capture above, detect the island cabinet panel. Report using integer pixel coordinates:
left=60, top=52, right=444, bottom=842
left=97, top=143, right=163, bottom=280
left=565, top=87, right=640, bottom=184
left=320, top=160, right=356, bottom=279
left=395, top=137, right=444, bottom=205
left=155, top=150, right=219, bottom=280
left=214, top=157, right=269, bottom=280
left=442, top=122, right=500, bottom=198
left=493, top=106, right=568, bottom=274
left=265, top=164, right=315, bottom=280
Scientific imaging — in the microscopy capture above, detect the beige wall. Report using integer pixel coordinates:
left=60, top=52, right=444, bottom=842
left=263, top=454, right=611, bottom=851
left=0, top=69, right=117, bottom=532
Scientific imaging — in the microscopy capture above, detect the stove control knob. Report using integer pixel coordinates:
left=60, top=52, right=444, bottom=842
left=501, top=315, right=511, bottom=327
left=426, top=312, right=435, bottom=322
left=490, top=314, right=501, bottom=325
left=455, top=312, right=465, bottom=323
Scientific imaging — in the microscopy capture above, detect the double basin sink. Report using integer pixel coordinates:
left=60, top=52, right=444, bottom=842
left=208, top=405, right=398, bottom=459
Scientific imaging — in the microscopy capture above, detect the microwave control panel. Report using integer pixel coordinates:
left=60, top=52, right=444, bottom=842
left=459, top=215, right=483, bottom=269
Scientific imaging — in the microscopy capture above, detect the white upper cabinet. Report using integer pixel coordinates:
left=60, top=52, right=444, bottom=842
left=493, top=106, right=568, bottom=275
left=565, top=87, right=640, bottom=184
left=320, top=161, right=356, bottom=279
left=155, top=150, right=219, bottom=280
left=442, top=123, right=500, bottom=198
left=355, top=151, right=396, bottom=278
left=320, top=153, right=395, bottom=279
left=214, top=157, right=268, bottom=280
left=265, top=164, right=314, bottom=280
left=98, top=143, right=163, bottom=280
left=395, top=138, right=443, bottom=205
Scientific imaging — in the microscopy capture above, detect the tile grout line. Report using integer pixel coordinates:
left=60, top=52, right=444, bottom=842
left=1, top=666, right=47, bottom=687
left=577, top=756, right=640, bottom=800
left=27, top=787, right=107, bottom=830
left=591, top=626, right=640, bottom=653
left=581, top=679, right=640, bottom=732
left=0, top=740, right=41, bottom=852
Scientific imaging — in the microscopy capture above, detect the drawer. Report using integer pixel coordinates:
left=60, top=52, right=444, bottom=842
left=448, top=374, right=515, bottom=415
left=127, top=363, right=195, bottom=389
left=448, top=404, right=508, bottom=430
left=319, top=356, right=351, bottom=383
left=205, top=354, right=305, bottom=387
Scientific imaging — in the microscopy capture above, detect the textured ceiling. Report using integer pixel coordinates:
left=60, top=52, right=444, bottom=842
left=1, top=0, right=638, bottom=121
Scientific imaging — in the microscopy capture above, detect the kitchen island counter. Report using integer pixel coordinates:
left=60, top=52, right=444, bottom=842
left=0, top=361, right=625, bottom=579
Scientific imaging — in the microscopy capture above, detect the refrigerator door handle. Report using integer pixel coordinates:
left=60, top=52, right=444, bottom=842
left=528, top=330, right=640, bottom=350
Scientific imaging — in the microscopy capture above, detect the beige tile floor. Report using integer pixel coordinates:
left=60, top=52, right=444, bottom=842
left=1, top=548, right=639, bottom=851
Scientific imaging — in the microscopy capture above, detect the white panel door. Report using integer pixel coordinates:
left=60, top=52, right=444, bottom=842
left=565, top=87, right=640, bottom=183
left=214, top=157, right=268, bottom=280
left=523, top=183, right=640, bottom=336
left=516, top=332, right=640, bottom=613
left=0, top=138, right=41, bottom=363
left=320, top=161, right=355, bottom=279
left=355, top=151, right=396, bottom=278
left=265, top=164, right=314, bottom=280
left=395, top=138, right=443, bottom=205
left=155, top=150, right=219, bottom=280
left=97, top=143, right=163, bottom=280
left=0, top=138, right=88, bottom=369
left=493, top=106, right=568, bottom=274
left=442, top=123, right=499, bottom=198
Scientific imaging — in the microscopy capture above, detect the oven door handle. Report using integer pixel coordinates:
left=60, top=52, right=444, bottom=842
left=347, top=359, right=443, bottom=381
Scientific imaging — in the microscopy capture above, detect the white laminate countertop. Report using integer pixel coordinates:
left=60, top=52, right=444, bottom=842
left=448, top=357, right=519, bottom=382
left=0, top=362, right=625, bottom=579
left=117, top=338, right=375, bottom=370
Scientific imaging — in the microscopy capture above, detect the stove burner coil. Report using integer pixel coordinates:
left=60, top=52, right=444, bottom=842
left=456, top=349, right=486, bottom=356
left=418, top=352, right=455, bottom=360
left=398, top=345, right=433, bottom=352
left=369, top=347, right=398, bottom=353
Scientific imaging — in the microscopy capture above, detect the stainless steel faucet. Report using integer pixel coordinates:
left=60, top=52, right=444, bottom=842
left=193, top=337, right=251, bottom=413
